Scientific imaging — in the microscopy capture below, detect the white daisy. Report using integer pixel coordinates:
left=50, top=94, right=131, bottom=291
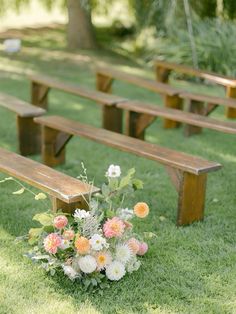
left=106, top=165, right=121, bottom=178
left=115, top=244, right=133, bottom=264
left=78, top=255, right=97, bottom=274
left=106, top=261, right=126, bottom=281
left=62, top=265, right=78, bottom=280
left=89, top=234, right=107, bottom=251
left=73, top=209, right=90, bottom=219
left=126, top=257, right=141, bottom=273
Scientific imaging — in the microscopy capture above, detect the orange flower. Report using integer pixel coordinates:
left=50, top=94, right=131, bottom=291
left=134, top=202, right=149, bottom=218
left=75, top=236, right=90, bottom=254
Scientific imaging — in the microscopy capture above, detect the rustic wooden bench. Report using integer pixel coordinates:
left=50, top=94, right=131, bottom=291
left=0, top=147, right=99, bottom=212
left=34, top=115, right=222, bottom=226
left=154, top=60, right=236, bottom=118
left=96, top=67, right=183, bottom=129
left=117, top=100, right=236, bottom=138
left=0, top=92, right=46, bottom=155
left=29, top=74, right=127, bottom=133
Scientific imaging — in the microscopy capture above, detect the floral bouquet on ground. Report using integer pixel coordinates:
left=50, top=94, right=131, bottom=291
left=21, top=165, right=151, bottom=290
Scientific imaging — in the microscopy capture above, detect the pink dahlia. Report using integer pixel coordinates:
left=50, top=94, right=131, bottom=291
left=53, top=215, right=68, bottom=229
left=103, top=217, right=125, bottom=238
left=63, top=229, right=75, bottom=241
left=137, top=242, right=148, bottom=256
left=44, top=233, right=62, bottom=254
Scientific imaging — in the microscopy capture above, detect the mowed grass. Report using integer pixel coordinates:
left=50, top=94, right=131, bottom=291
left=0, top=26, right=236, bottom=314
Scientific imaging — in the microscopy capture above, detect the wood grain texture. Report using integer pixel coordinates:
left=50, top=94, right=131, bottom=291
left=125, top=111, right=155, bottom=139
left=155, top=60, right=236, bottom=87
left=184, top=99, right=205, bottom=136
left=34, top=115, right=222, bottom=175
left=163, top=95, right=183, bottom=128
left=29, top=74, right=126, bottom=106
left=96, top=67, right=180, bottom=96
left=155, top=66, right=171, bottom=83
left=31, top=82, right=49, bottom=109
left=226, top=87, right=236, bottom=118
left=177, top=172, right=207, bottom=226
left=117, top=101, right=236, bottom=135
left=0, top=92, right=46, bottom=117
left=0, top=147, right=99, bottom=204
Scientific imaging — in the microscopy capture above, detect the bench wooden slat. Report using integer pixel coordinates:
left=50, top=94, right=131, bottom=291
left=34, top=115, right=221, bottom=175
left=97, top=67, right=180, bottom=96
left=29, top=74, right=126, bottom=106
left=155, top=60, right=236, bottom=87
left=0, top=147, right=98, bottom=204
left=117, top=101, right=236, bottom=135
left=0, top=92, right=46, bottom=117
left=179, top=91, right=236, bottom=109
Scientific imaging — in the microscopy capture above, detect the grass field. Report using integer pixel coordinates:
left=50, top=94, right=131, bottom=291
left=0, top=26, right=236, bottom=314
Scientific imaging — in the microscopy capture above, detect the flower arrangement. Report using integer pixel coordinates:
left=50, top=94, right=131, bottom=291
left=7, top=164, right=151, bottom=290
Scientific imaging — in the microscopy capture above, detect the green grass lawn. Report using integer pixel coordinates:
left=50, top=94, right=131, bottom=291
left=0, top=26, right=236, bottom=314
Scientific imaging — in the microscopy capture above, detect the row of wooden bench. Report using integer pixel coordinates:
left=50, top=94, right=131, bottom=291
left=0, top=68, right=233, bottom=226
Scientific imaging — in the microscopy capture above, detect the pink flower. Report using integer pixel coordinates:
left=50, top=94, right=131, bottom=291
left=53, top=215, right=68, bottom=229
left=127, top=238, right=140, bottom=254
left=103, top=217, right=125, bottom=238
left=44, top=233, right=62, bottom=254
left=63, top=229, right=75, bottom=240
left=137, top=242, right=148, bottom=256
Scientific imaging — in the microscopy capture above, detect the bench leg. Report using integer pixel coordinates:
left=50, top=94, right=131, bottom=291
left=125, top=111, right=156, bottom=139
left=226, top=86, right=236, bottom=118
left=156, top=66, right=171, bottom=83
left=17, top=116, right=41, bottom=156
left=31, top=82, right=49, bottom=110
left=184, top=99, right=205, bottom=136
left=51, top=197, right=88, bottom=213
left=163, top=95, right=183, bottom=128
left=177, top=172, right=207, bottom=226
left=42, top=126, right=66, bottom=167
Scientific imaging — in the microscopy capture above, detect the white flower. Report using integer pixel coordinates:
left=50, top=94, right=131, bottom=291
left=73, top=209, right=90, bottom=220
left=126, top=257, right=141, bottom=273
left=117, top=208, right=134, bottom=220
left=106, top=165, right=121, bottom=178
left=115, top=244, right=133, bottom=264
left=62, top=265, right=78, bottom=280
left=106, top=261, right=126, bottom=281
left=89, top=234, right=107, bottom=251
left=78, top=255, right=97, bottom=274
left=59, top=239, right=70, bottom=250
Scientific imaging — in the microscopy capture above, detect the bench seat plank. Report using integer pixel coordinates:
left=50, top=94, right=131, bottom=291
left=155, top=60, right=236, bottom=87
left=97, top=67, right=180, bottom=96
left=0, top=92, right=46, bottom=117
left=34, top=115, right=221, bottom=175
left=117, top=101, right=236, bottom=135
left=29, top=74, right=126, bottom=106
left=0, top=147, right=98, bottom=203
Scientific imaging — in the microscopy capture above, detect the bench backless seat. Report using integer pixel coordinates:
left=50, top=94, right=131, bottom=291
left=0, top=147, right=99, bottom=212
left=0, top=92, right=46, bottom=155
left=154, top=60, right=236, bottom=118
left=117, top=100, right=236, bottom=138
left=29, top=74, right=127, bottom=133
left=34, top=115, right=222, bottom=226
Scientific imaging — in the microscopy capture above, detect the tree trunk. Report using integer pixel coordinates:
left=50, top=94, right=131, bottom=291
left=67, top=0, right=97, bottom=50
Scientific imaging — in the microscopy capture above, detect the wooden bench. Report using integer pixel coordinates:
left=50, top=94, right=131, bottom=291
left=0, top=92, right=46, bottom=155
left=34, top=115, right=222, bottom=226
left=0, top=147, right=99, bottom=212
left=96, top=67, right=183, bottom=129
left=154, top=60, right=236, bottom=118
left=117, top=100, right=236, bottom=138
left=29, top=74, right=127, bottom=133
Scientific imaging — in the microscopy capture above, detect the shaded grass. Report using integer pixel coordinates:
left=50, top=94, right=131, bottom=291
left=0, top=26, right=236, bottom=314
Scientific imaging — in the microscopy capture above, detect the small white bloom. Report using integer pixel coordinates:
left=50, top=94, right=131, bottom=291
left=73, top=209, right=90, bottom=220
left=106, top=261, right=126, bottom=281
left=89, top=234, right=107, bottom=251
left=126, top=257, right=141, bottom=273
left=78, top=255, right=97, bottom=274
left=115, top=244, right=133, bottom=264
left=62, top=265, right=78, bottom=280
left=117, top=208, right=134, bottom=220
left=59, top=239, right=70, bottom=250
left=106, top=164, right=121, bottom=178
